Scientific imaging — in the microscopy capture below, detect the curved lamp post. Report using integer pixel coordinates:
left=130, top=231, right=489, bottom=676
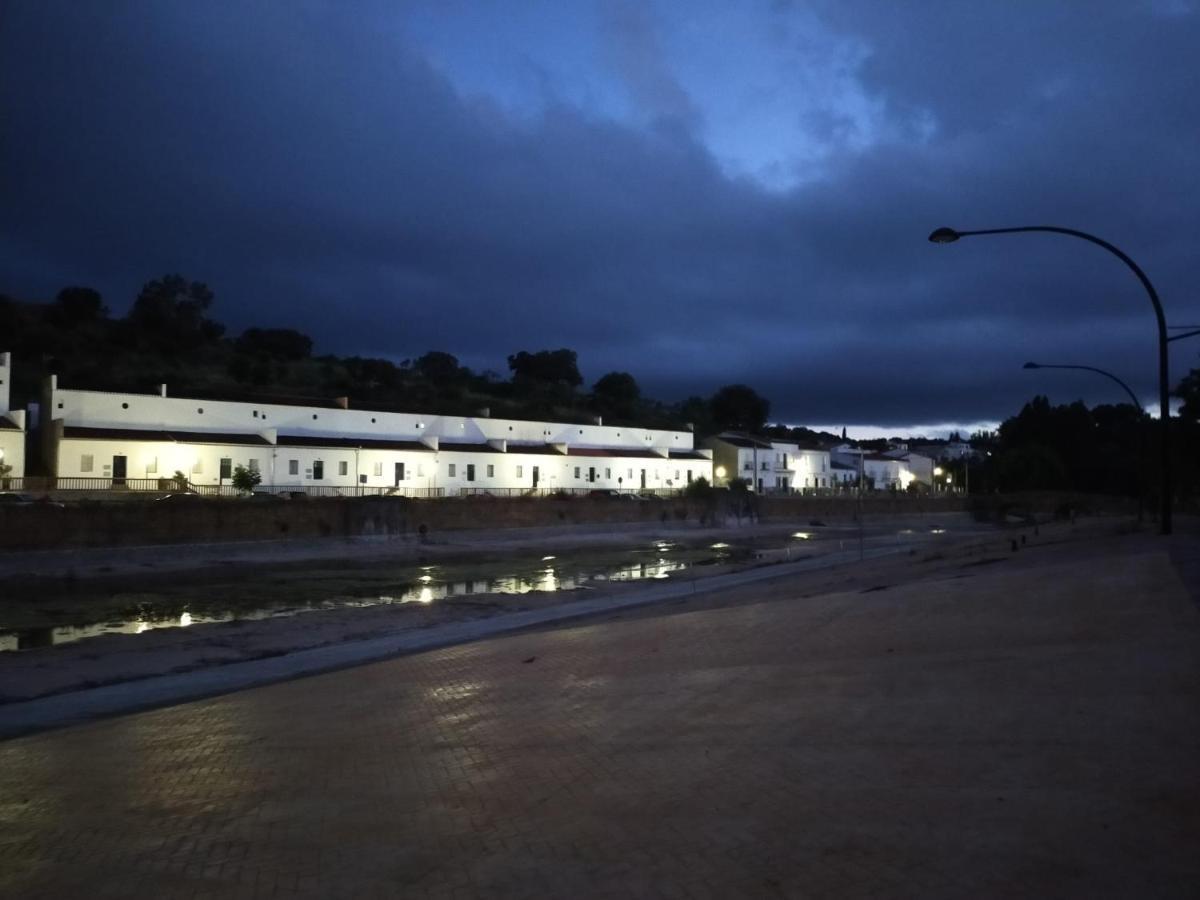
left=1023, top=361, right=1146, bottom=523
left=929, top=226, right=1172, bottom=535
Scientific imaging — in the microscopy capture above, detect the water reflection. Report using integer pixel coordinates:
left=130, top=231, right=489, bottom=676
left=0, top=553, right=698, bottom=652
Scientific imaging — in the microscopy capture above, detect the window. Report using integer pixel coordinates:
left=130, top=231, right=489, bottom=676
left=197, top=408, right=204, bottom=415
left=192, top=460, right=203, bottom=475
left=466, top=464, right=475, bottom=482
left=339, top=461, right=348, bottom=476
left=761, top=461, right=769, bottom=471
left=743, top=461, right=752, bottom=471
left=605, top=468, right=611, bottom=479
left=675, top=470, right=680, bottom=480
left=312, top=460, right=324, bottom=480
left=289, top=459, right=299, bottom=476
left=486, top=464, right=494, bottom=478
left=81, top=454, right=94, bottom=473
left=627, top=469, right=633, bottom=479
left=373, top=462, right=383, bottom=477
left=418, top=464, right=425, bottom=477
left=146, top=457, right=158, bottom=475
left=219, top=458, right=233, bottom=481
left=248, top=459, right=260, bottom=474
left=448, top=464, right=456, bottom=477
left=516, top=465, right=524, bottom=478
left=574, top=467, right=581, bottom=479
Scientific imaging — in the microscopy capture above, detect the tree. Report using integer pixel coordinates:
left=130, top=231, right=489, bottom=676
left=127, top=274, right=224, bottom=352
left=414, top=351, right=464, bottom=383
left=674, top=395, right=715, bottom=437
left=1176, top=366, right=1200, bottom=422
left=507, top=349, right=582, bottom=388
left=53, top=287, right=108, bottom=326
left=591, top=371, right=640, bottom=419
left=231, top=464, right=262, bottom=494
left=235, top=327, right=312, bottom=361
left=709, top=384, right=770, bottom=433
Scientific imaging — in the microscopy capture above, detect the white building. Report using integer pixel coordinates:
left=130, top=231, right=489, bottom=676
left=39, top=373, right=711, bottom=496
left=830, top=445, right=917, bottom=491
left=884, top=449, right=934, bottom=486
left=703, top=433, right=833, bottom=493
left=0, top=352, right=26, bottom=482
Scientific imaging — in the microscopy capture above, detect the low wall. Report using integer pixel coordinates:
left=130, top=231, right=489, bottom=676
left=0, top=494, right=973, bottom=551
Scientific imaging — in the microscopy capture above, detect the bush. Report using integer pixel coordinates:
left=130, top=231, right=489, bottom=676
left=682, top=475, right=714, bottom=501
left=232, top=464, right=262, bottom=494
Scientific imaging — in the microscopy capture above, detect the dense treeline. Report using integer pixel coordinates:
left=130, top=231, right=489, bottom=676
left=0, top=276, right=779, bottom=434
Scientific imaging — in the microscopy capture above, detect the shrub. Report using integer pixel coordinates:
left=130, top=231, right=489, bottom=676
left=232, top=464, right=262, bottom=494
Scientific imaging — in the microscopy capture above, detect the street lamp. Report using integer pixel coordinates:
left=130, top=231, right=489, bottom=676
left=1022, top=361, right=1147, bottom=524
left=929, top=225, right=1172, bottom=534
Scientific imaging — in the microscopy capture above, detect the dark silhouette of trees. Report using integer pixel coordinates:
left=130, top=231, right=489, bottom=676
left=126, top=275, right=224, bottom=353
left=507, top=349, right=582, bottom=388
left=710, top=383, right=769, bottom=433
left=52, top=287, right=108, bottom=326
left=1176, top=365, right=1200, bottom=422
left=235, top=328, right=312, bottom=361
left=591, top=371, right=640, bottom=420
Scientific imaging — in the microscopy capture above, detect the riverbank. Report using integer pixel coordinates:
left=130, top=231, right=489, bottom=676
left=0, top=515, right=1099, bottom=710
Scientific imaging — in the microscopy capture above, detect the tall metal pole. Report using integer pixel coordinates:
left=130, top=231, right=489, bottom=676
left=930, top=226, right=1172, bottom=535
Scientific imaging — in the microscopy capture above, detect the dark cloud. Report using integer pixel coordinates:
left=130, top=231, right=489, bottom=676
left=2, top=1, right=1198, bottom=428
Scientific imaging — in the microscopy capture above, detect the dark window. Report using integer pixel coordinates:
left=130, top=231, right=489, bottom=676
left=466, top=464, right=475, bottom=482
left=313, top=460, right=324, bottom=480
left=219, top=458, right=232, bottom=480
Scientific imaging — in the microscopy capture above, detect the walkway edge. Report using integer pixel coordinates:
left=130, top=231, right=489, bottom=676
left=0, top=545, right=908, bottom=740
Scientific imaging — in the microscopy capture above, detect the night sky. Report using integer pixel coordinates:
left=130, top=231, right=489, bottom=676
left=3, top=2, right=1198, bottom=434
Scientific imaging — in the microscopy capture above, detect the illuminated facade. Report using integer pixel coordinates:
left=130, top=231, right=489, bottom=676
left=39, top=373, right=711, bottom=495
left=0, top=353, right=26, bottom=481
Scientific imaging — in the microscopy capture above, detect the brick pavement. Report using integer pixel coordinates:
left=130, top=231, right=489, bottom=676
left=1, top=533, right=1197, bottom=898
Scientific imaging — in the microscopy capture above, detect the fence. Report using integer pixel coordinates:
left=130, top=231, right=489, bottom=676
left=0, top=477, right=446, bottom=499
left=456, top=487, right=684, bottom=499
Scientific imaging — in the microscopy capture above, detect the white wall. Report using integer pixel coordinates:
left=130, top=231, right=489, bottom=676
left=0, top=430, right=23, bottom=480
left=0, top=352, right=11, bottom=415
left=53, top=436, right=712, bottom=495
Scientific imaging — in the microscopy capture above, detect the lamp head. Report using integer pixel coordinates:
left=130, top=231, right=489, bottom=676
left=928, top=227, right=961, bottom=244
left=1022, top=362, right=1041, bottom=369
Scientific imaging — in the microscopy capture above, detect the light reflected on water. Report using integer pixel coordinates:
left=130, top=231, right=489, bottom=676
left=0, top=549, right=714, bottom=652
left=791, top=532, right=814, bottom=541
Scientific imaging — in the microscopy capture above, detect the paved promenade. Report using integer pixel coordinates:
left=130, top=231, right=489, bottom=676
left=1, top=532, right=1197, bottom=898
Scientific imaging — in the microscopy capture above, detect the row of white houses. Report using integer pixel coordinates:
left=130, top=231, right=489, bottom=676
left=30, top=368, right=710, bottom=495
left=0, top=354, right=939, bottom=495
left=702, top=435, right=937, bottom=493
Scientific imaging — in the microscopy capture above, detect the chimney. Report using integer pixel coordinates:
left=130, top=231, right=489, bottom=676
left=592, top=415, right=602, bottom=426
left=685, top=422, right=695, bottom=432
left=335, top=396, right=349, bottom=410
left=158, top=384, right=168, bottom=397
left=477, top=407, right=490, bottom=418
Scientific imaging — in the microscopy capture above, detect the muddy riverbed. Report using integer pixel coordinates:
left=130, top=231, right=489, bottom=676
left=0, top=514, right=1009, bottom=703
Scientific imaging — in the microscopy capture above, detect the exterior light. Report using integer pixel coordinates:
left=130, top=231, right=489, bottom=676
left=715, top=465, right=727, bottom=478
left=933, top=466, right=944, bottom=476
left=928, top=227, right=961, bottom=244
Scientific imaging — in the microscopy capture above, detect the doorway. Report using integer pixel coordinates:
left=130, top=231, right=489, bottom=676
left=112, top=455, right=127, bottom=486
